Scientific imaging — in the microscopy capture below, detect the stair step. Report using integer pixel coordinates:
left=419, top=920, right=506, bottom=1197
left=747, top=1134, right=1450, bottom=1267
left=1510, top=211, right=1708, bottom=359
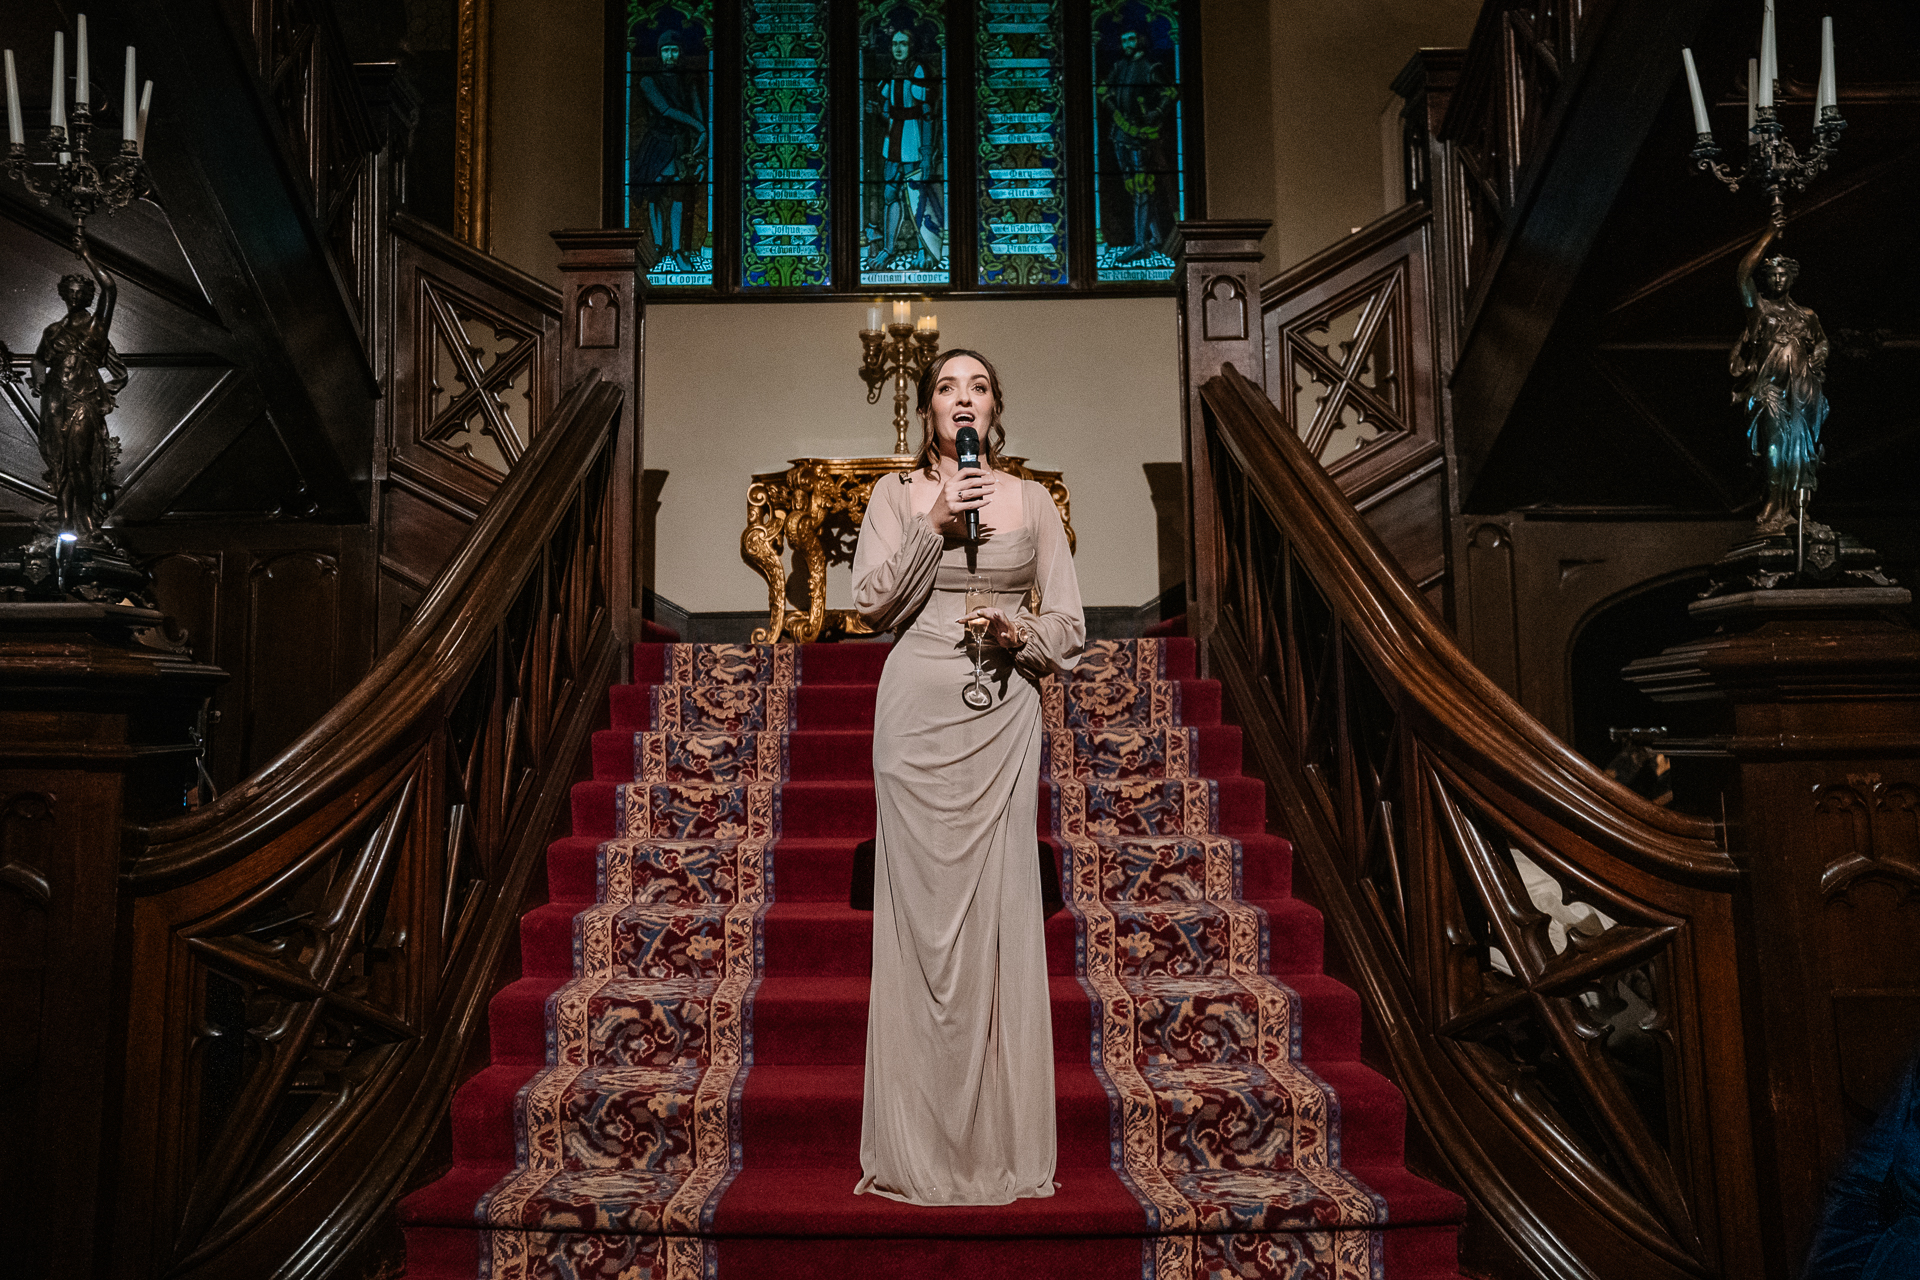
left=540, top=830, right=1296, bottom=906
left=739, top=1063, right=1115, bottom=1168
left=590, top=723, right=1250, bottom=782
left=565, top=774, right=1271, bottom=840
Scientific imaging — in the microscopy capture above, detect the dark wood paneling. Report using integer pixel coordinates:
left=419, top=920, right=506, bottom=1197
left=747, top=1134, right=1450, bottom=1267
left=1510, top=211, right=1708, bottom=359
left=134, top=525, right=376, bottom=791
left=381, top=483, right=477, bottom=594
left=245, top=552, right=343, bottom=768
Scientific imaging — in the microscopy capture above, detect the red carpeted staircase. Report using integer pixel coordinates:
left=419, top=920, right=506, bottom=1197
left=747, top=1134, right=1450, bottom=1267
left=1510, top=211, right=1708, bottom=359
left=401, top=638, right=1463, bottom=1278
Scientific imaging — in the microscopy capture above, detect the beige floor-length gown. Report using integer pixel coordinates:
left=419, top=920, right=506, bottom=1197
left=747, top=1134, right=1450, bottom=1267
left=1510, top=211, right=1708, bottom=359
left=850, top=471, right=1085, bottom=1206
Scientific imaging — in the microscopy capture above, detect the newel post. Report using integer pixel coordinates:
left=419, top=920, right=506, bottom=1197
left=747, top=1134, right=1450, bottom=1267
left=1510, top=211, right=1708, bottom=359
left=552, top=230, right=644, bottom=648
left=1627, top=590, right=1920, bottom=1271
left=1172, top=220, right=1269, bottom=663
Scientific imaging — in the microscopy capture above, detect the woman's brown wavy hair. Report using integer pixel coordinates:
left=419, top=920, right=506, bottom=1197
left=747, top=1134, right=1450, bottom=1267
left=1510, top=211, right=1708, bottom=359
left=914, top=349, right=1007, bottom=479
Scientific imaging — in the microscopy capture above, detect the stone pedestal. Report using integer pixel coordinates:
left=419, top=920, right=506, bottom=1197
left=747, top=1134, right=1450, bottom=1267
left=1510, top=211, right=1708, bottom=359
left=1624, top=586, right=1920, bottom=1272
left=0, top=603, right=225, bottom=1280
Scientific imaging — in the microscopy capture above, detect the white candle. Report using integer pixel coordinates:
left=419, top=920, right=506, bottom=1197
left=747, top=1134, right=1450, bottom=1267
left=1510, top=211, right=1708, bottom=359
left=50, top=31, right=64, bottom=131
left=1816, top=16, right=1836, bottom=114
left=924, top=314, right=936, bottom=333
left=1681, top=49, right=1711, bottom=135
left=121, top=46, right=135, bottom=140
left=1758, top=0, right=1776, bottom=110
left=892, top=299, right=909, bottom=326
left=4, top=52, right=22, bottom=147
left=866, top=304, right=881, bottom=331
left=136, top=80, right=150, bottom=154
left=1746, top=57, right=1758, bottom=141
left=75, top=15, right=88, bottom=106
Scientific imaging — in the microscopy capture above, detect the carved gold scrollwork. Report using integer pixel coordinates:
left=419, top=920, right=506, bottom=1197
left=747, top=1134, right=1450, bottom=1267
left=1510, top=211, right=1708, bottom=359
left=1815, top=780, right=1920, bottom=901
left=740, top=455, right=1074, bottom=643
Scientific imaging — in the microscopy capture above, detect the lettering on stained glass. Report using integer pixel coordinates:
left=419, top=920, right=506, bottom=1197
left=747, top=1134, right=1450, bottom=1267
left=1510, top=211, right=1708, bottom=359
left=975, top=0, right=1065, bottom=285
left=741, top=0, right=831, bottom=287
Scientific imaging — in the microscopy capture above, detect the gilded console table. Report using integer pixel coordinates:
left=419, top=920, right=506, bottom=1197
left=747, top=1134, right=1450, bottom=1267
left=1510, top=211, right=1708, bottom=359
left=741, top=455, right=1073, bottom=644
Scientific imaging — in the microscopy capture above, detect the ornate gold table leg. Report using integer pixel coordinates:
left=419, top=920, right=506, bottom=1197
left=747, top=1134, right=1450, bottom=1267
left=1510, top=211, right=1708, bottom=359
left=783, top=494, right=829, bottom=644
left=741, top=478, right=791, bottom=644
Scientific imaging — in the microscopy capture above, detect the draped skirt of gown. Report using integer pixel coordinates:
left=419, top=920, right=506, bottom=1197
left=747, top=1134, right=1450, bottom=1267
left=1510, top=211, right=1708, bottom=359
left=855, top=522, right=1058, bottom=1206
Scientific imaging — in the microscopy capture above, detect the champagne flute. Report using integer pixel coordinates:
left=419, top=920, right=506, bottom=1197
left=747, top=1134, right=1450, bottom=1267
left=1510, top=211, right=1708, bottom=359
left=964, top=573, right=991, bottom=644
left=961, top=572, right=992, bottom=709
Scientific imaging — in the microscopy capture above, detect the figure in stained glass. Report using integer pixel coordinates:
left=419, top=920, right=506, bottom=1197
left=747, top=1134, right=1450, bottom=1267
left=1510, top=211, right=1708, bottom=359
left=866, top=24, right=945, bottom=271
left=1097, top=26, right=1177, bottom=264
left=633, top=28, right=709, bottom=273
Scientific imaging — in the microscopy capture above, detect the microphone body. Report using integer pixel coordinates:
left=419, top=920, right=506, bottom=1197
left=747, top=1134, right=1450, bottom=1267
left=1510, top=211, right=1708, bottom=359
left=955, top=425, right=982, bottom=541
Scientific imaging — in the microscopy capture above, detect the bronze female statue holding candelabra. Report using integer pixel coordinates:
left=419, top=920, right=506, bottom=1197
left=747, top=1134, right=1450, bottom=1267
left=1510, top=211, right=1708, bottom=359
left=1730, top=221, right=1827, bottom=537
left=0, top=16, right=156, bottom=600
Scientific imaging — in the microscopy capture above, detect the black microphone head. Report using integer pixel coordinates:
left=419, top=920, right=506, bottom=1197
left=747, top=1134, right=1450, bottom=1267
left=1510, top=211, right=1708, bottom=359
left=955, top=425, right=981, bottom=466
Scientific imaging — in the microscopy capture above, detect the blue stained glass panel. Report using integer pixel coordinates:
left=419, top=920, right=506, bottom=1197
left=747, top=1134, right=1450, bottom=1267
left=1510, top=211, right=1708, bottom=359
left=1092, top=0, right=1184, bottom=283
left=742, top=0, right=831, bottom=288
left=626, top=2, right=715, bottom=287
left=975, top=0, right=1066, bottom=287
left=860, top=1, right=950, bottom=287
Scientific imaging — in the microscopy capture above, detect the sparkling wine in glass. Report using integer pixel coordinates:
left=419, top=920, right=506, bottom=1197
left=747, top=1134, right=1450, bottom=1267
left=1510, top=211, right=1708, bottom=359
left=964, top=573, right=991, bottom=642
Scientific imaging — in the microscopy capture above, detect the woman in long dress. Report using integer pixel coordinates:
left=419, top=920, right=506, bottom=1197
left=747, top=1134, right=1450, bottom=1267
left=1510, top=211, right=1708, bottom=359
left=851, top=349, right=1085, bottom=1206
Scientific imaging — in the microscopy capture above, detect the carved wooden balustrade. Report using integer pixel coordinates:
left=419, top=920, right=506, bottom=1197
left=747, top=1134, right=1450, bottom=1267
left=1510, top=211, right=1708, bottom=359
left=1192, top=365, right=1767, bottom=1280
left=1433, top=0, right=1598, bottom=330
left=105, top=375, right=624, bottom=1280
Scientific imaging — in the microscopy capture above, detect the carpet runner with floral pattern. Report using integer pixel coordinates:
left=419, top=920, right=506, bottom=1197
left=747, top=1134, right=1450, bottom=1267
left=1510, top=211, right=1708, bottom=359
left=1050, top=639, right=1390, bottom=1280
left=399, top=638, right=1463, bottom=1280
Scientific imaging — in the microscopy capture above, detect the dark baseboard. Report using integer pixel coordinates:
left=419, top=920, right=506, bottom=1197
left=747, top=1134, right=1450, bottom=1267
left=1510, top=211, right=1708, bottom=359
left=642, top=583, right=1185, bottom=646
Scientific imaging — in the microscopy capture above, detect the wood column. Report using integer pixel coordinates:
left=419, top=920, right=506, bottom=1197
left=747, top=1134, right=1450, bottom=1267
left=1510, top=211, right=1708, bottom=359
left=0, top=604, right=223, bottom=1280
left=1172, top=220, right=1269, bottom=663
left=552, top=230, right=644, bottom=649
left=1628, top=589, right=1920, bottom=1275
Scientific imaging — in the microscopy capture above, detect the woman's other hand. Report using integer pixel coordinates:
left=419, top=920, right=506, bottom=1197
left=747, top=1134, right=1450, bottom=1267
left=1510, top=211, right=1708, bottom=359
left=926, top=466, right=995, bottom=540
left=961, top=606, right=1023, bottom=649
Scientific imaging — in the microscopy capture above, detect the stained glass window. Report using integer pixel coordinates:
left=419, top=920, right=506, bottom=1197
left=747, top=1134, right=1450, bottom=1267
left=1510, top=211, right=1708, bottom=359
left=741, top=0, right=831, bottom=288
left=624, top=2, right=715, bottom=287
left=859, top=2, right=949, bottom=287
left=975, top=0, right=1066, bottom=287
left=1091, top=0, right=1184, bottom=283
left=610, top=0, right=1198, bottom=294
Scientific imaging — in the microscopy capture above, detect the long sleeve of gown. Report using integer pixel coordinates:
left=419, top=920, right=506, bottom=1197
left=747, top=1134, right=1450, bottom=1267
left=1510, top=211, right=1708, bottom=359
left=854, top=478, right=944, bottom=633
left=1011, top=481, right=1085, bottom=678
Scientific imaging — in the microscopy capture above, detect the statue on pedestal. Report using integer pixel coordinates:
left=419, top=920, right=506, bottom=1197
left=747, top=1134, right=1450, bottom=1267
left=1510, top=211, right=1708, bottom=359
left=0, top=241, right=148, bottom=603
left=31, top=240, right=127, bottom=548
left=1696, top=222, right=1892, bottom=597
left=1731, top=222, right=1828, bottom=536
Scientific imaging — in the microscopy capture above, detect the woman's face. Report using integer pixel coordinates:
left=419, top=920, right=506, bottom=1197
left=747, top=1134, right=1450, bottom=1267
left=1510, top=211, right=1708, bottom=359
left=925, top=355, right=992, bottom=458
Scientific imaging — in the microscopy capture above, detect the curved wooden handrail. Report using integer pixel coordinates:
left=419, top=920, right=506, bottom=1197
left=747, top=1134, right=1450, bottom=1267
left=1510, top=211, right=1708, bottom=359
left=105, top=374, right=626, bottom=1279
left=126, top=375, right=621, bottom=886
left=1194, top=364, right=1763, bottom=1280
left=1202, top=364, right=1728, bottom=877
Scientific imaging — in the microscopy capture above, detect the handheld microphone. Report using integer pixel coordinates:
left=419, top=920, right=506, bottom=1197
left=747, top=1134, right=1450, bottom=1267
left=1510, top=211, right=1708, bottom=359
left=955, top=425, right=982, bottom=541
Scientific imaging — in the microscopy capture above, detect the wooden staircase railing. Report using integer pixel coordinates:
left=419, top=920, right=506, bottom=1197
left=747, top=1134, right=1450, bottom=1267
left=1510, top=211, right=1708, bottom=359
left=1190, top=363, right=1766, bottom=1280
left=105, top=373, right=625, bottom=1280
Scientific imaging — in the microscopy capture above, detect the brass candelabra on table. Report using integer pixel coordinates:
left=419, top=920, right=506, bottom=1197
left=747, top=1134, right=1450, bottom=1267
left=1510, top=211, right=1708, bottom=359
left=858, top=300, right=940, bottom=454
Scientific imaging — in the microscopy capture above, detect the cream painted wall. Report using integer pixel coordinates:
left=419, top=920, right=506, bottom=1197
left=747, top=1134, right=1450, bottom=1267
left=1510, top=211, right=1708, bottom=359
left=644, top=298, right=1180, bottom=612
left=487, top=0, right=603, bottom=286
left=1198, top=1, right=1482, bottom=277
left=1266, top=0, right=1482, bottom=271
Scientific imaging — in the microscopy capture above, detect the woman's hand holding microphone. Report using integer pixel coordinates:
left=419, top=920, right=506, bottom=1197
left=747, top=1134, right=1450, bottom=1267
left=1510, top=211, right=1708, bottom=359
left=926, top=466, right=995, bottom=541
